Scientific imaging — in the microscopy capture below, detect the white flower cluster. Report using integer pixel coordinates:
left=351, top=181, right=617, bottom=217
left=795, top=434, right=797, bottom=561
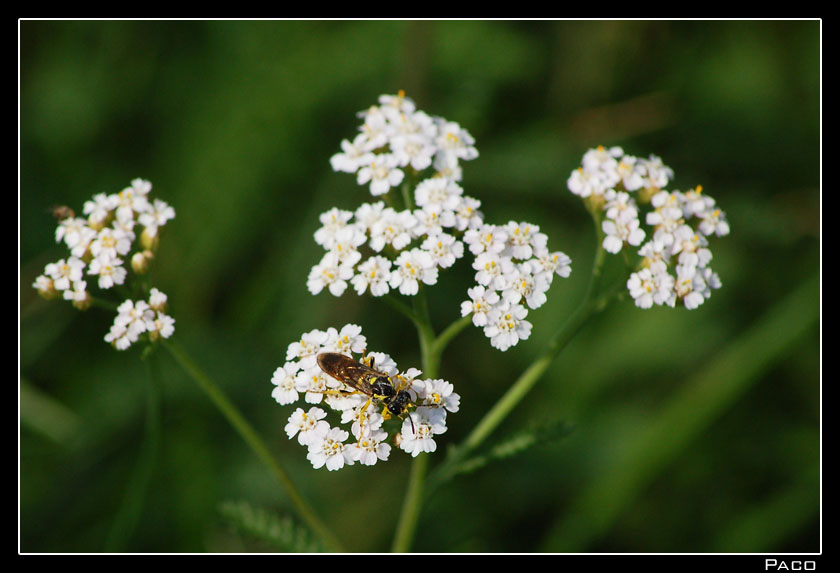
left=271, top=324, right=460, bottom=471
left=32, top=178, right=176, bottom=347
left=311, top=92, right=479, bottom=299
left=329, top=90, right=478, bottom=192
left=568, top=146, right=730, bottom=309
left=461, top=221, right=572, bottom=351
left=313, top=93, right=572, bottom=351
left=104, top=288, right=175, bottom=350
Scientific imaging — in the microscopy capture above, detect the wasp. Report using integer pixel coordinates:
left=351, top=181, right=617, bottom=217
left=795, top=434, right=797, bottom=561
left=316, top=351, right=414, bottom=433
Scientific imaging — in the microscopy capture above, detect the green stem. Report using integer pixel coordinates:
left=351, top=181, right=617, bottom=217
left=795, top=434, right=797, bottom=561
left=412, top=287, right=437, bottom=375
left=432, top=315, right=472, bottom=361
left=162, top=339, right=345, bottom=553
left=435, top=284, right=617, bottom=484
left=382, top=293, right=419, bottom=324
left=428, top=216, right=614, bottom=490
left=401, top=174, right=415, bottom=212
left=104, top=349, right=162, bottom=551
left=391, top=286, right=438, bottom=553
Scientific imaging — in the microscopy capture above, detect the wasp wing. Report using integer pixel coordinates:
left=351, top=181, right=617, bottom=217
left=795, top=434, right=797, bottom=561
left=316, top=352, right=379, bottom=395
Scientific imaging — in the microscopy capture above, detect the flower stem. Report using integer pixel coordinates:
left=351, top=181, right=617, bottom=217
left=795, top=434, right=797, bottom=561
left=391, top=286, right=439, bottom=553
left=162, top=339, right=345, bottom=553
left=103, top=349, right=162, bottom=551
left=428, top=216, right=616, bottom=492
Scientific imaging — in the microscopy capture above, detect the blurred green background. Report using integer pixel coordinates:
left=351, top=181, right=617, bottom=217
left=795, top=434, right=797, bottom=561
left=19, top=20, right=820, bottom=553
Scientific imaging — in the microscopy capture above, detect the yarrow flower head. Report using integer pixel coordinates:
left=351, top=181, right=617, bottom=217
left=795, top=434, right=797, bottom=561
left=313, top=92, right=573, bottom=351
left=271, top=324, right=460, bottom=470
left=33, top=179, right=176, bottom=350
left=567, top=146, right=729, bottom=310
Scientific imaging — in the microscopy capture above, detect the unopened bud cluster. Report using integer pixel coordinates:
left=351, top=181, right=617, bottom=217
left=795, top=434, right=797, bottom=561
left=32, top=178, right=176, bottom=349
left=568, top=146, right=729, bottom=309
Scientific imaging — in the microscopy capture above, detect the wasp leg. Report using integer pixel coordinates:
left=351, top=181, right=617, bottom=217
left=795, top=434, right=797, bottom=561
left=360, top=349, right=375, bottom=369
left=356, top=397, right=374, bottom=438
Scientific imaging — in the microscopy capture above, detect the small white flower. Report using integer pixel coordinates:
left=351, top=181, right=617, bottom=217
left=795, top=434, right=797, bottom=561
left=529, top=247, right=572, bottom=282
left=472, top=251, right=513, bottom=291
left=390, top=133, right=436, bottom=172
left=627, top=264, right=675, bottom=309
left=615, top=155, right=645, bottom=191
left=602, top=217, right=646, bottom=254
left=354, top=201, right=387, bottom=233
left=582, top=145, right=623, bottom=172
left=483, top=302, right=532, bottom=351
left=324, top=324, right=367, bottom=356
left=434, top=120, right=478, bottom=162
left=697, top=207, right=730, bottom=238
left=44, top=257, right=85, bottom=291
left=138, top=198, right=176, bottom=236
left=414, top=178, right=463, bottom=212
left=567, top=167, right=611, bottom=198
left=378, top=91, right=416, bottom=114
left=83, top=192, right=118, bottom=226
left=148, top=287, right=168, bottom=312
left=286, top=328, right=329, bottom=368
left=452, top=195, right=483, bottom=232
left=307, top=251, right=354, bottom=296
left=399, top=407, right=448, bottom=457
left=461, top=285, right=501, bottom=327
left=348, top=429, right=391, bottom=466
left=433, top=151, right=463, bottom=182
left=146, top=312, right=175, bottom=340
left=313, top=207, right=356, bottom=248
left=421, top=233, right=464, bottom=269
left=87, top=255, right=127, bottom=289
left=104, top=322, right=134, bottom=351
left=413, top=379, right=460, bottom=413
left=389, top=248, right=438, bottom=295
left=62, top=279, right=89, bottom=304
left=114, top=299, right=154, bottom=337
left=369, top=208, right=417, bottom=252
left=674, top=264, right=706, bottom=310
left=32, top=275, right=56, bottom=299
left=307, top=427, right=354, bottom=470
left=411, top=205, right=456, bottom=237
left=351, top=255, right=392, bottom=297
left=504, top=221, right=544, bottom=260
left=464, top=223, right=508, bottom=256
left=115, top=179, right=152, bottom=222
left=285, top=407, right=330, bottom=446
left=357, top=154, right=405, bottom=196
left=638, top=154, right=674, bottom=189
left=328, top=226, right=365, bottom=267
left=90, top=227, right=132, bottom=260
left=330, top=134, right=376, bottom=174
left=502, top=264, right=550, bottom=310
left=272, top=362, right=302, bottom=405
left=295, top=367, right=337, bottom=404
left=55, top=217, right=93, bottom=250
left=604, top=191, right=639, bottom=223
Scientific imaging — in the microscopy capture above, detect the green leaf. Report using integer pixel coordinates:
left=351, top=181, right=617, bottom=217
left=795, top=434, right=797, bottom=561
left=218, top=500, right=324, bottom=553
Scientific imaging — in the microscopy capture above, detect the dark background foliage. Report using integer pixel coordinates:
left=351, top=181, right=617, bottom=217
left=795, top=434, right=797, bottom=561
left=20, top=20, right=820, bottom=553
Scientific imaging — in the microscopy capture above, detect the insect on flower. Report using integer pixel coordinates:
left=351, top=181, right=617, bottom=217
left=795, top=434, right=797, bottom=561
left=49, top=204, right=75, bottom=221
left=316, top=351, right=415, bottom=433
